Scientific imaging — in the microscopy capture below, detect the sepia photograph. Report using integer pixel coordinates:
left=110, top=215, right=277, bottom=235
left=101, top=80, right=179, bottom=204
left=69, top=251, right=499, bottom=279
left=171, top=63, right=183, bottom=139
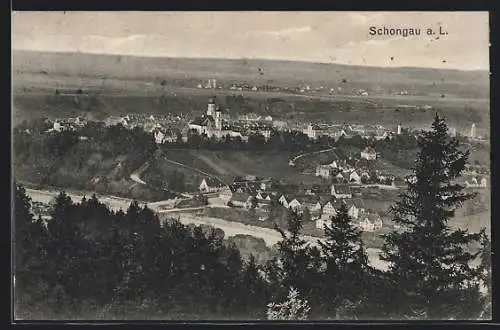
left=12, top=11, right=491, bottom=321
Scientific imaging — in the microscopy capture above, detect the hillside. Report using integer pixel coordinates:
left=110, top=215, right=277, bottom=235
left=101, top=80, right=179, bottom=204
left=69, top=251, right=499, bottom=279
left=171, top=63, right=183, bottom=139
left=13, top=50, right=488, bottom=98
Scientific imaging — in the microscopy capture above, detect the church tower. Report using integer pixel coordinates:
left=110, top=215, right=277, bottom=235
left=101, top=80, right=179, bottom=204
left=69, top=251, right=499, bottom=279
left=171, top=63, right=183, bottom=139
left=470, top=123, right=476, bottom=138
left=207, top=97, right=216, bottom=117
left=215, top=106, right=222, bottom=130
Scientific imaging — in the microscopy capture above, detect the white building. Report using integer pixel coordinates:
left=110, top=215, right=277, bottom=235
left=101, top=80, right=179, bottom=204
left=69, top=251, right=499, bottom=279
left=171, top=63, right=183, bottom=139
left=154, top=130, right=166, bottom=144
left=349, top=171, right=361, bottom=184
left=288, top=199, right=301, bottom=211
left=322, top=201, right=337, bottom=216
left=278, top=195, right=289, bottom=208
left=360, top=147, right=377, bottom=160
left=470, top=123, right=476, bottom=138
left=316, top=165, right=332, bottom=179
left=199, top=178, right=225, bottom=193
left=331, top=185, right=352, bottom=199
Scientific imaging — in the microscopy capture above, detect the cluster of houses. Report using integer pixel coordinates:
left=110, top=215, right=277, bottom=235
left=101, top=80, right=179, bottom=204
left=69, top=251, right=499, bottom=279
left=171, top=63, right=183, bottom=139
left=315, top=159, right=396, bottom=186
left=464, top=177, right=488, bottom=189
left=198, top=175, right=384, bottom=232
left=302, top=123, right=404, bottom=142
left=45, top=117, right=87, bottom=133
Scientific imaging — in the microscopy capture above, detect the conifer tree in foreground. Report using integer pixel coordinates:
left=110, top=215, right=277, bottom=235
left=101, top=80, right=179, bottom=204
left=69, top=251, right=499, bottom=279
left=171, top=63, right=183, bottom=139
left=266, top=287, right=311, bottom=320
left=478, top=232, right=492, bottom=319
left=272, top=209, right=314, bottom=298
left=380, top=114, right=486, bottom=319
left=318, top=202, right=370, bottom=318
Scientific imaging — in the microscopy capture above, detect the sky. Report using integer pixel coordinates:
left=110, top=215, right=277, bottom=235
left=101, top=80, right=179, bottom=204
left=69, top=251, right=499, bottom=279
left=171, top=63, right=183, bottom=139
left=12, top=11, right=489, bottom=70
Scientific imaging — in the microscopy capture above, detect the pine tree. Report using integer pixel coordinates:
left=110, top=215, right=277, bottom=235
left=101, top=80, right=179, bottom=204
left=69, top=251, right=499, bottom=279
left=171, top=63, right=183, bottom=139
left=240, top=254, right=269, bottom=318
left=380, top=114, right=485, bottom=319
left=273, top=209, right=313, bottom=297
left=14, top=184, right=51, bottom=314
left=477, top=231, right=491, bottom=319
left=266, top=287, right=311, bottom=320
left=318, top=202, right=370, bottom=318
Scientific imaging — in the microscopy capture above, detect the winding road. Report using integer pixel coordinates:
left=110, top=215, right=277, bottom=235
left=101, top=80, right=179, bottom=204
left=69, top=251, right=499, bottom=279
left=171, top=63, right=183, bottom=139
left=289, top=147, right=337, bottom=167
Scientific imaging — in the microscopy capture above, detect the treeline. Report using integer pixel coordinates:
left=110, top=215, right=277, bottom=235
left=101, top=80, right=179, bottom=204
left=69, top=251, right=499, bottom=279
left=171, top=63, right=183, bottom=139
left=13, top=121, right=160, bottom=198
left=14, top=119, right=422, bottom=159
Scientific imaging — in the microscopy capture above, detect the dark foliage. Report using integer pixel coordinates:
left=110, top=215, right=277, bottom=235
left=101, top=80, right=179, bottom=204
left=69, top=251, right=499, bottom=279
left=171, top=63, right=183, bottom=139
left=380, top=114, right=487, bottom=319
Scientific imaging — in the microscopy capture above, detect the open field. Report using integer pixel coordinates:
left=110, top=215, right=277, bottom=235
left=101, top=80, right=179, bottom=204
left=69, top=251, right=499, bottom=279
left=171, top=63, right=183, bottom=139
left=13, top=50, right=489, bottom=130
left=13, top=50, right=488, bottom=98
left=153, top=149, right=325, bottom=186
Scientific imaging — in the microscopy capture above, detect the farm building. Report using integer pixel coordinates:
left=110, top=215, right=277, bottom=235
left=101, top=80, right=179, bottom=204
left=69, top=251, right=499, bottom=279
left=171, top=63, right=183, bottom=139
left=199, top=177, right=225, bottom=193
left=331, top=184, right=352, bottom=199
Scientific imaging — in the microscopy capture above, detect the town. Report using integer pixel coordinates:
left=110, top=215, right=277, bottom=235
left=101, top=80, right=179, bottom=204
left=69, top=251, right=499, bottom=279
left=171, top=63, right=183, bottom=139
left=19, top=96, right=490, bottom=239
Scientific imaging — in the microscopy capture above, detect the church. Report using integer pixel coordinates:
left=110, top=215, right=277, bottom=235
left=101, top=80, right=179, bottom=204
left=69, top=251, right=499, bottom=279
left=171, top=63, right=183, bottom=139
left=188, top=97, right=244, bottom=139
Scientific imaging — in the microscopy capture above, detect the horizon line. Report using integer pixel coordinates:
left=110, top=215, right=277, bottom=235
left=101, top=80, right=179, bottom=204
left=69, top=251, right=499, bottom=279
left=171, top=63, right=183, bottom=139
left=12, top=48, right=489, bottom=73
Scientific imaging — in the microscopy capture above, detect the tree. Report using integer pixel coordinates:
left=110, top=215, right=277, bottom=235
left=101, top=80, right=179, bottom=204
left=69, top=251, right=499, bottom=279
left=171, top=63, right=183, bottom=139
left=240, top=254, right=269, bottom=318
left=248, top=197, right=258, bottom=222
left=14, top=184, right=51, bottom=313
left=380, top=114, right=485, bottom=319
left=478, top=231, right=491, bottom=319
left=273, top=210, right=314, bottom=296
left=318, top=202, right=370, bottom=318
left=266, top=287, right=311, bottom=320
left=302, top=207, right=311, bottom=223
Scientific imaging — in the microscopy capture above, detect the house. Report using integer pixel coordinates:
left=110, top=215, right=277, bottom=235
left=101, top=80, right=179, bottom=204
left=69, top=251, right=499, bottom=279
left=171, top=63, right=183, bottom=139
left=260, top=181, right=269, bottom=191
left=154, top=130, right=166, bottom=144
left=359, top=217, right=375, bottom=232
left=331, top=185, right=352, bottom=199
left=480, top=177, right=487, bottom=188
left=373, top=217, right=383, bottom=230
left=328, top=160, right=338, bottom=169
left=278, top=195, right=289, bottom=208
left=265, top=115, right=273, bottom=121
left=316, top=165, right=332, bottom=179
left=359, top=215, right=383, bottom=232
left=53, top=121, right=62, bottom=132
left=360, top=171, right=371, bottom=181
left=230, top=193, right=253, bottom=208
left=322, top=201, right=337, bottom=216
left=349, top=171, right=361, bottom=184
left=288, top=198, right=302, bottom=211
left=347, top=199, right=365, bottom=220
left=360, top=147, right=377, bottom=160
left=253, top=193, right=272, bottom=208
left=304, top=124, right=322, bottom=140
left=199, top=178, right=225, bottom=193
left=316, top=216, right=331, bottom=229
left=219, top=186, right=233, bottom=203
left=310, top=202, right=322, bottom=214
left=335, top=172, right=346, bottom=183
